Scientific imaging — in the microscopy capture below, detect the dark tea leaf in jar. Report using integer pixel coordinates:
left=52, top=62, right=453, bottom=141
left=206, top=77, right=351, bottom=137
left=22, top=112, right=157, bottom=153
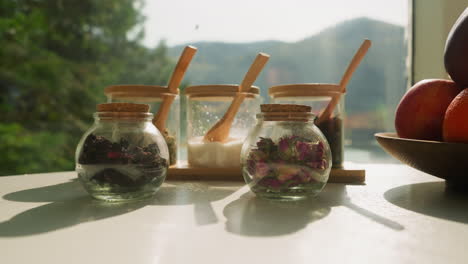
left=316, top=117, right=343, bottom=169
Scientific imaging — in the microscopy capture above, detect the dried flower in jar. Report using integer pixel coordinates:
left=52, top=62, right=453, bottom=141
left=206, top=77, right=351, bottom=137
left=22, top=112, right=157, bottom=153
left=246, top=136, right=328, bottom=191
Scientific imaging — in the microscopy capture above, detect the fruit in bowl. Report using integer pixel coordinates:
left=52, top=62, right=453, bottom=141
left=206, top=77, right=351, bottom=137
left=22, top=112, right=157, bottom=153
left=381, top=79, right=468, bottom=191
left=444, top=8, right=468, bottom=87
left=395, top=79, right=463, bottom=141
left=380, top=82, right=468, bottom=190
left=378, top=8, right=468, bottom=191
left=443, top=88, right=468, bottom=143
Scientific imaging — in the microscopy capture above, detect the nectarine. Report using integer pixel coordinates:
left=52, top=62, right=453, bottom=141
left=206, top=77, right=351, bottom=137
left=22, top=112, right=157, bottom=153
left=395, top=79, right=462, bottom=141
left=443, top=88, right=468, bottom=143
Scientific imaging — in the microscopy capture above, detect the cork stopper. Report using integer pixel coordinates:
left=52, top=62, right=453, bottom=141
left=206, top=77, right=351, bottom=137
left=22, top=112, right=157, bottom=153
left=97, top=103, right=149, bottom=113
left=259, top=104, right=313, bottom=122
left=261, top=104, right=311, bottom=113
left=96, top=103, right=152, bottom=120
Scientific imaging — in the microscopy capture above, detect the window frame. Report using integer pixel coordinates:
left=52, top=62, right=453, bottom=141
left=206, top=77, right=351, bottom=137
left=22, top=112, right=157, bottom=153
left=410, top=0, right=467, bottom=86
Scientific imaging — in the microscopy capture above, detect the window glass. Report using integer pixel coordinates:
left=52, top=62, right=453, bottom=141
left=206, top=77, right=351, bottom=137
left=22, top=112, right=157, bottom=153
left=149, top=0, right=408, bottom=164
left=0, top=0, right=407, bottom=175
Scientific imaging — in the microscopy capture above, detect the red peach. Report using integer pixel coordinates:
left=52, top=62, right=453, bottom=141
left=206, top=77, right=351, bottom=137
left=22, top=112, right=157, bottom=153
left=395, top=79, right=462, bottom=141
left=443, top=88, right=468, bottom=143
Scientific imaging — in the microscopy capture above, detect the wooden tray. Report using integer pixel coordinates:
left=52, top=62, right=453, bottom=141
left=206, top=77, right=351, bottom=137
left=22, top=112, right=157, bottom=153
left=168, top=161, right=365, bottom=183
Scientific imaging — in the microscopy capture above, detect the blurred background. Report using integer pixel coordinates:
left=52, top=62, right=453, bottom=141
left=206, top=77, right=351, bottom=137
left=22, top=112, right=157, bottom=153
left=0, top=0, right=409, bottom=175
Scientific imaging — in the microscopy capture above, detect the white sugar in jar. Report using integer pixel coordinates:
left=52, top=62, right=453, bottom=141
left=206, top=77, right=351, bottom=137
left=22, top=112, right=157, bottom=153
left=185, top=85, right=260, bottom=168
left=187, top=137, right=244, bottom=168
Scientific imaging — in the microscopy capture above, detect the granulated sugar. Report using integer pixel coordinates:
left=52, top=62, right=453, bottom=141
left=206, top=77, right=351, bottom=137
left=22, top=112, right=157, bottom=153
left=187, top=136, right=243, bottom=168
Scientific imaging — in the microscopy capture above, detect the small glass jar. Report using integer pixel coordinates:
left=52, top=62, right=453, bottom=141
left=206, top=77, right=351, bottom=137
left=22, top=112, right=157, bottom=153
left=185, top=85, right=260, bottom=168
left=104, top=85, right=179, bottom=166
left=269, top=84, right=344, bottom=169
left=75, top=103, right=169, bottom=202
left=241, top=104, right=332, bottom=200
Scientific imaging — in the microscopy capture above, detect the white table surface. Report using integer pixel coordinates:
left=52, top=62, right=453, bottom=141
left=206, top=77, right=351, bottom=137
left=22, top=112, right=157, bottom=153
left=1, top=164, right=468, bottom=264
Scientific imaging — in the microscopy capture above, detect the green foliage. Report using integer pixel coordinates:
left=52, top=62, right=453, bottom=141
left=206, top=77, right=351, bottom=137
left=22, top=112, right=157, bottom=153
left=0, top=0, right=173, bottom=175
left=0, top=123, right=72, bottom=174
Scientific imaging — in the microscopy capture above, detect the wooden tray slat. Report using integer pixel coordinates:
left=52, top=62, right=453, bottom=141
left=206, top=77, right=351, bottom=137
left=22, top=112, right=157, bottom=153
left=168, top=161, right=365, bottom=183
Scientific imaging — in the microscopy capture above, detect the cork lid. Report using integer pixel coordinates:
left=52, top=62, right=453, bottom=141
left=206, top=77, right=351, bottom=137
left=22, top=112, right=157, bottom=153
left=259, top=104, right=314, bottom=122
left=97, top=103, right=150, bottom=112
left=268, top=83, right=342, bottom=98
left=261, top=104, right=311, bottom=113
left=96, top=103, right=152, bottom=120
left=104, top=85, right=178, bottom=101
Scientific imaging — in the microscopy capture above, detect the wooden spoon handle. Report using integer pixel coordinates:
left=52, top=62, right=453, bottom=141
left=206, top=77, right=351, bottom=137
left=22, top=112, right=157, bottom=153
left=154, top=95, right=175, bottom=130
left=339, top=39, right=372, bottom=92
left=239, top=53, right=270, bottom=92
left=316, top=39, right=371, bottom=124
left=316, top=94, right=340, bottom=125
left=203, top=53, right=270, bottom=142
left=167, top=45, right=198, bottom=93
left=222, top=94, right=247, bottom=124
left=154, top=45, right=197, bottom=132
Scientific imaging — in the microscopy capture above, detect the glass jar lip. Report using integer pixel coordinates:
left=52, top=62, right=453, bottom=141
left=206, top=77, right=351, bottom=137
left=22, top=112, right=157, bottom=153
left=104, top=85, right=179, bottom=99
left=94, top=111, right=154, bottom=121
left=185, top=84, right=259, bottom=98
left=256, top=112, right=315, bottom=121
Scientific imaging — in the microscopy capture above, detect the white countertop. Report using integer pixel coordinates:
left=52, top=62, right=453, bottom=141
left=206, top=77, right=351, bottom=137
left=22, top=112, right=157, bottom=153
left=1, top=164, right=468, bottom=264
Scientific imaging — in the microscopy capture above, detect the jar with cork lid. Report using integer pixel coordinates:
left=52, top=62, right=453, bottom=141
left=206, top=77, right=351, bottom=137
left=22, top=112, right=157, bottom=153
left=185, top=84, right=261, bottom=168
left=268, top=40, right=372, bottom=169
left=241, top=104, right=332, bottom=200
left=75, top=103, right=169, bottom=202
left=104, top=85, right=179, bottom=166
left=269, top=84, right=345, bottom=169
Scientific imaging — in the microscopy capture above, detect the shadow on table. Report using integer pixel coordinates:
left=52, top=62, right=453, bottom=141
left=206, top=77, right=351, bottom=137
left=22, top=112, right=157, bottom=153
left=0, top=180, right=240, bottom=236
left=3, top=179, right=83, bottom=202
left=384, top=181, right=468, bottom=224
left=149, top=182, right=241, bottom=225
left=224, top=184, right=404, bottom=237
left=0, top=180, right=149, bottom=237
left=223, top=192, right=331, bottom=236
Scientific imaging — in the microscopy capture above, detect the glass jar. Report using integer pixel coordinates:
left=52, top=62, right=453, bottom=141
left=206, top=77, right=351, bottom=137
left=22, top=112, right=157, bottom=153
left=185, top=84, right=260, bottom=168
left=241, top=104, right=332, bottom=200
left=269, top=84, right=344, bottom=169
left=75, top=103, right=169, bottom=202
left=104, top=85, right=179, bottom=166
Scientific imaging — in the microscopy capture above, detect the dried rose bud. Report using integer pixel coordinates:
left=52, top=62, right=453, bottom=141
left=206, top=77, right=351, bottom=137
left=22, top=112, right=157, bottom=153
left=256, top=137, right=276, bottom=153
left=107, top=152, right=121, bottom=159
left=258, top=178, right=281, bottom=188
left=254, top=161, right=271, bottom=179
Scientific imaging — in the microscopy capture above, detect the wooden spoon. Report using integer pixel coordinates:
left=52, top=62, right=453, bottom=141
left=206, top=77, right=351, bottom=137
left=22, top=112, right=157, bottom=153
left=203, top=53, right=270, bottom=142
left=154, top=45, right=197, bottom=132
left=316, top=39, right=371, bottom=124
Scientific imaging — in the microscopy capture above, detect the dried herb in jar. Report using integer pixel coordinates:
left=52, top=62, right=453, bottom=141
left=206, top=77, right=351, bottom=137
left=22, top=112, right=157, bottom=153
left=162, top=130, right=177, bottom=166
left=79, top=134, right=168, bottom=187
left=246, top=135, right=328, bottom=190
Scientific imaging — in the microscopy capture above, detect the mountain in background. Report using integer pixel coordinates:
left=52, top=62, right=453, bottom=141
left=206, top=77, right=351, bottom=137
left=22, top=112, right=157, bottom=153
left=169, top=17, right=407, bottom=146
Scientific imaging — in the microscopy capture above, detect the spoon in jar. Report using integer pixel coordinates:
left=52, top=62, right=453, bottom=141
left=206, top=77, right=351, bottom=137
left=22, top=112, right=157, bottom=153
left=154, top=45, right=198, bottom=132
left=316, top=39, right=371, bottom=124
left=203, top=53, right=270, bottom=142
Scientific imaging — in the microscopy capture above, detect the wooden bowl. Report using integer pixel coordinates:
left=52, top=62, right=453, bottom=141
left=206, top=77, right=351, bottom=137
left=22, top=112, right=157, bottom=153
left=375, top=132, right=468, bottom=191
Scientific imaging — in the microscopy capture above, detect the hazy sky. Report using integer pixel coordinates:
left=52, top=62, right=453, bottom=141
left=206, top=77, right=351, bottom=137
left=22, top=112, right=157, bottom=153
left=142, top=0, right=408, bottom=47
